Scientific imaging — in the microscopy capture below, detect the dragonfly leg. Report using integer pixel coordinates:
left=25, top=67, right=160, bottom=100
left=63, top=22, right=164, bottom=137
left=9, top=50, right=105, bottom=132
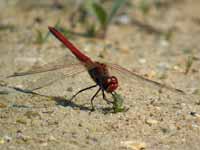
left=69, top=84, right=98, bottom=101
left=90, top=88, right=101, bottom=111
left=102, top=90, right=113, bottom=104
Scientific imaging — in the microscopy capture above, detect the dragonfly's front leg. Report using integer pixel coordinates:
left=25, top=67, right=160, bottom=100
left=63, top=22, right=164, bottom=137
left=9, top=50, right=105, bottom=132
left=102, top=90, right=114, bottom=104
left=69, top=84, right=98, bottom=101
left=90, top=88, right=101, bottom=111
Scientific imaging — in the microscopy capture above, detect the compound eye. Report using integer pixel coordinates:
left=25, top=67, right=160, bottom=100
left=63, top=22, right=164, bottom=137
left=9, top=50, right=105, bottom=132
left=105, top=76, right=118, bottom=92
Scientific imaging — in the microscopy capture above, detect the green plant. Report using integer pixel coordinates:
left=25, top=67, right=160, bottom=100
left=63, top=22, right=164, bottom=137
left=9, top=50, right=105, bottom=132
left=112, top=92, right=127, bottom=113
left=139, top=0, right=150, bottom=16
left=35, top=30, right=46, bottom=44
left=57, top=26, right=72, bottom=39
left=91, top=0, right=127, bottom=38
left=185, top=55, right=193, bottom=74
left=35, top=20, right=60, bottom=44
left=0, top=24, right=15, bottom=31
left=66, top=0, right=127, bottom=38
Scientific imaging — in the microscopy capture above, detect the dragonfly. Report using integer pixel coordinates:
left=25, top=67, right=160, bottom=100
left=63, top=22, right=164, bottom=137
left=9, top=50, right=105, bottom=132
left=7, top=26, right=185, bottom=110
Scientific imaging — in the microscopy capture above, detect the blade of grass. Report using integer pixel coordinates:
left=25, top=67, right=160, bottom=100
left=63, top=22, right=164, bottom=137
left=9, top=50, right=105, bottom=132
left=44, top=19, right=61, bottom=41
left=107, top=0, right=127, bottom=24
left=185, top=55, right=193, bottom=74
left=35, top=30, right=44, bottom=44
left=139, top=0, right=150, bottom=15
left=36, top=20, right=61, bottom=44
left=92, top=2, right=107, bottom=27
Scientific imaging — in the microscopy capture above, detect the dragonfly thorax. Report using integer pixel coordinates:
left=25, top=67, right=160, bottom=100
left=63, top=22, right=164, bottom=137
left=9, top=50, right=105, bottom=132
left=88, top=62, right=118, bottom=93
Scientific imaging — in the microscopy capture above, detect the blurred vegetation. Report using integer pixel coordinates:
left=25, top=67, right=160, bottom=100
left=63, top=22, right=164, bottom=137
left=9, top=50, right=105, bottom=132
left=0, top=24, right=15, bottom=31
left=8, top=0, right=185, bottom=42
left=35, top=20, right=67, bottom=44
left=185, top=55, right=194, bottom=75
left=35, top=21, right=73, bottom=45
left=69, top=0, right=127, bottom=38
left=66, top=0, right=182, bottom=39
left=139, top=0, right=150, bottom=16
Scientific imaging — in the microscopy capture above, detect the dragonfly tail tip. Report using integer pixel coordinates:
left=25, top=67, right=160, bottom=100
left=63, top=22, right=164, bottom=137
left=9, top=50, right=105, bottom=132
left=48, top=26, right=55, bottom=31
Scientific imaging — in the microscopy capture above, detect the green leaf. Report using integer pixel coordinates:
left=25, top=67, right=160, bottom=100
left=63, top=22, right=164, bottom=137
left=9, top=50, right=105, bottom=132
left=92, top=2, right=108, bottom=27
left=108, top=0, right=127, bottom=24
left=139, top=0, right=150, bottom=15
left=112, top=92, right=127, bottom=113
left=35, top=30, right=44, bottom=44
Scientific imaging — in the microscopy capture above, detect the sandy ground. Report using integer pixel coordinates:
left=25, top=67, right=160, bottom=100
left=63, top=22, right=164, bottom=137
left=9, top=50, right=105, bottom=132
left=0, top=0, right=200, bottom=149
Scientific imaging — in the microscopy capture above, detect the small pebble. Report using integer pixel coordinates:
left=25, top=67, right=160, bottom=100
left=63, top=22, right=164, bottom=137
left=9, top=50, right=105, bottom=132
left=190, top=112, right=200, bottom=120
left=41, top=142, right=48, bottom=146
left=147, top=70, right=157, bottom=79
left=0, top=103, right=7, bottom=108
left=16, top=118, right=27, bottom=125
left=16, top=130, right=23, bottom=139
left=121, top=141, right=146, bottom=150
left=145, top=119, right=158, bottom=126
left=138, top=58, right=146, bottom=64
left=48, top=135, right=57, bottom=142
left=115, top=15, right=130, bottom=25
left=4, top=135, right=12, bottom=142
left=173, top=65, right=183, bottom=72
left=160, top=39, right=169, bottom=47
left=0, top=138, right=4, bottom=144
left=24, top=111, right=41, bottom=119
left=67, top=87, right=73, bottom=92
left=190, top=112, right=197, bottom=116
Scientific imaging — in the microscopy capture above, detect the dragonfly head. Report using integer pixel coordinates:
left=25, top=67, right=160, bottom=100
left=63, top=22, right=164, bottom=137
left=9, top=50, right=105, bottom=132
left=104, top=76, right=118, bottom=93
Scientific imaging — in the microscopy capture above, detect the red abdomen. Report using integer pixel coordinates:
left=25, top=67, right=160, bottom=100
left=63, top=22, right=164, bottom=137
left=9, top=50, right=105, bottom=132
left=48, top=27, right=92, bottom=63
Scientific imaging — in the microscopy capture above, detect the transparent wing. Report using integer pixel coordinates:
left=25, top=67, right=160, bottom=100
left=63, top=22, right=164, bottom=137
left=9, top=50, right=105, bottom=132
left=7, top=55, right=84, bottom=77
left=27, top=65, right=86, bottom=91
left=7, top=55, right=88, bottom=91
left=107, top=63, right=185, bottom=94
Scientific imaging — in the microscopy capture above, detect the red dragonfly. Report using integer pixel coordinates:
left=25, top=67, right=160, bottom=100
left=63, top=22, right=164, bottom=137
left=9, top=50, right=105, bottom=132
left=8, top=26, right=185, bottom=110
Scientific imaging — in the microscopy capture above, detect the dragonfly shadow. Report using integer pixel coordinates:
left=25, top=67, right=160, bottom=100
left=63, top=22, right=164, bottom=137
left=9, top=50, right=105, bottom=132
left=52, top=96, right=92, bottom=111
left=52, top=96, right=115, bottom=113
left=4, top=86, right=92, bottom=111
left=5, top=86, right=114, bottom=112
